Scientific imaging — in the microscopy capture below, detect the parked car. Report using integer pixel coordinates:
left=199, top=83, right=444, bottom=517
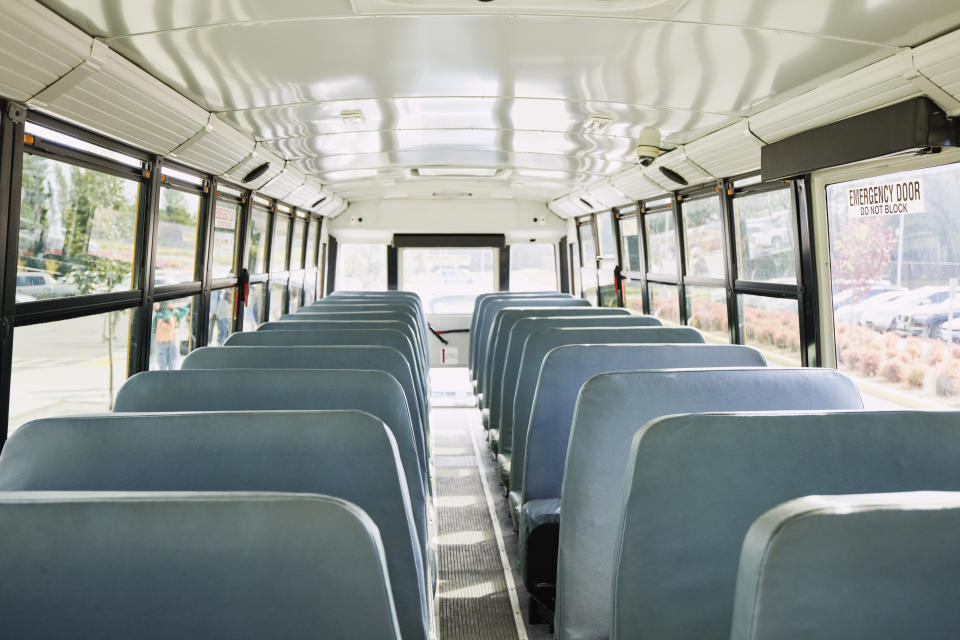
left=835, top=289, right=907, bottom=327
left=860, top=286, right=949, bottom=332
left=832, top=285, right=903, bottom=310
left=897, top=293, right=960, bottom=338
left=942, top=316, right=960, bottom=344
left=15, top=270, right=78, bottom=299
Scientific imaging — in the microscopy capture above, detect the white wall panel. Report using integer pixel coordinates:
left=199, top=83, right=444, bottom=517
left=585, top=180, right=632, bottom=208
left=913, top=30, right=960, bottom=113
left=610, top=167, right=668, bottom=201
left=171, top=115, right=255, bottom=175
left=749, top=56, right=920, bottom=143
left=684, top=121, right=763, bottom=178
left=651, top=148, right=714, bottom=187
left=31, top=46, right=209, bottom=154
left=0, top=0, right=90, bottom=101
left=225, top=144, right=286, bottom=190
left=260, top=162, right=307, bottom=200
left=286, top=180, right=324, bottom=209
left=548, top=195, right=586, bottom=218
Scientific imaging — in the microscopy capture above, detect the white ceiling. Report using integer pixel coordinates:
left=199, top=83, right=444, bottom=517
left=38, top=0, right=960, bottom=204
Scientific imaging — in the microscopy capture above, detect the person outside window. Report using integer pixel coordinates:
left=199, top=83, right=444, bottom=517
left=154, top=301, right=188, bottom=370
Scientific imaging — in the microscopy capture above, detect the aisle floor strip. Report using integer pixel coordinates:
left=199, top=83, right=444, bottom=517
left=433, top=407, right=525, bottom=640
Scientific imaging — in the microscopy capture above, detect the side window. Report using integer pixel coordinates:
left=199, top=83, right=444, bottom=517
left=155, top=185, right=202, bottom=285
left=826, top=161, right=960, bottom=407
left=18, top=153, right=140, bottom=300
left=510, top=243, right=557, bottom=291
left=269, top=214, right=291, bottom=273
left=210, top=199, right=240, bottom=279
left=336, top=244, right=387, bottom=291
left=733, top=188, right=796, bottom=283
left=247, top=207, right=270, bottom=274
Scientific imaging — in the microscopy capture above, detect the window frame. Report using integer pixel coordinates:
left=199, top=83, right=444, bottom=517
left=0, top=106, right=327, bottom=439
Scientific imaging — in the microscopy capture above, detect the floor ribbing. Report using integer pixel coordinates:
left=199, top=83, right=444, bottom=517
left=433, top=407, right=522, bottom=639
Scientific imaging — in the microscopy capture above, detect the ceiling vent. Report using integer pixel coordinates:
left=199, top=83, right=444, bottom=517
left=413, top=167, right=503, bottom=178
left=432, top=190, right=474, bottom=199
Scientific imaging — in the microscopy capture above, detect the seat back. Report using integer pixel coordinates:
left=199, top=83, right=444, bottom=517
left=182, top=346, right=427, bottom=470
left=477, top=297, right=588, bottom=392
left=113, top=369, right=426, bottom=560
left=616, top=410, right=960, bottom=640
left=731, top=491, right=960, bottom=640
left=512, top=327, right=704, bottom=467
left=470, top=292, right=563, bottom=370
left=0, top=411, right=426, bottom=640
left=225, top=328, right=425, bottom=404
left=318, top=294, right=426, bottom=336
left=556, top=368, right=863, bottom=640
left=473, top=294, right=572, bottom=380
left=518, top=344, right=766, bottom=504
left=482, top=307, right=632, bottom=414
left=303, top=300, right=426, bottom=344
left=278, top=309, right=425, bottom=359
left=0, top=491, right=400, bottom=639
left=498, top=317, right=667, bottom=448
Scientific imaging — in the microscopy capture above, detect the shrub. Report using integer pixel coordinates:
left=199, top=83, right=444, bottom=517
left=859, top=351, right=881, bottom=376
left=925, top=342, right=946, bottom=366
left=906, top=367, right=926, bottom=388
left=881, top=360, right=902, bottom=383
left=758, top=326, right=775, bottom=345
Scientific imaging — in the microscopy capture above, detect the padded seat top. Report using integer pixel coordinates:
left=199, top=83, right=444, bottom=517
left=472, top=294, right=573, bottom=377
left=113, top=368, right=427, bottom=557
left=496, top=316, right=666, bottom=453
left=731, top=491, right=960, bottom=640
left=615, top=410, right=960, bottom=640
left=0, top=491, right=400, bottom=640
left=517, top=344, right=766, bottom=503
left=556, top=368, right=863, bottom=640
left=279, top=309, right=425, bottom=357
left=481, top=307, right=632, bottom=414
left=470, top=292, right=563, bottom=369
left=476, top=297, right=589, bottom=391
left=511, top=327, right=704, bottom=471
left=0, top=411, right=426, bottom=640
left=182, top=345, right=427, bottom=473
left=225, top=328, right=425, bottom=394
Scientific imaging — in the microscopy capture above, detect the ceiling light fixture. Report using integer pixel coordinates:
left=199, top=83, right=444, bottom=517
left=340, top=109, right=366, bottom=125
left=584, top=115, right=615, bottom=131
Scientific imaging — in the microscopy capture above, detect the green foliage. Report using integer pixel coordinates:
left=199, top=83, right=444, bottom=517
left=70, top=256, right=129, bottom=296
left=62, top=167, right=128, bottom=258
left=19, top=154, right=52, bottom=256
left=159, top=188, right=196, bottom=225
left=832, top=220, right=896, bottom=302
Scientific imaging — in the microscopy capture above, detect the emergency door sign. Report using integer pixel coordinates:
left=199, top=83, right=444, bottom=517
left=847, top=177, right=925, bottom=217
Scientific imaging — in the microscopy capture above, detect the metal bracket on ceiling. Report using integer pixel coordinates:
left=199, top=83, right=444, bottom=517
left=674, top=145, right=714, bottom=180
left=29, top=39, right=109, bottom=108
left=896, top=48, right=960, bottom=117
left=169, top=114, right=218, bottom=159
left=6, top=102, right=26, bottom=124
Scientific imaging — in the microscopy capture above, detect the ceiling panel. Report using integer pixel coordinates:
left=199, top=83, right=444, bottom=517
left=270, top=128, right=638, bottom=162
left=30, top=0, right=960, bottom=209
left=223, top=97, right=732, bottom=144
left=295, top=149, right=632, bottom=176
left=41, top=0, right=960, bottom=47
left=90, top=16, right=889, bottom=114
